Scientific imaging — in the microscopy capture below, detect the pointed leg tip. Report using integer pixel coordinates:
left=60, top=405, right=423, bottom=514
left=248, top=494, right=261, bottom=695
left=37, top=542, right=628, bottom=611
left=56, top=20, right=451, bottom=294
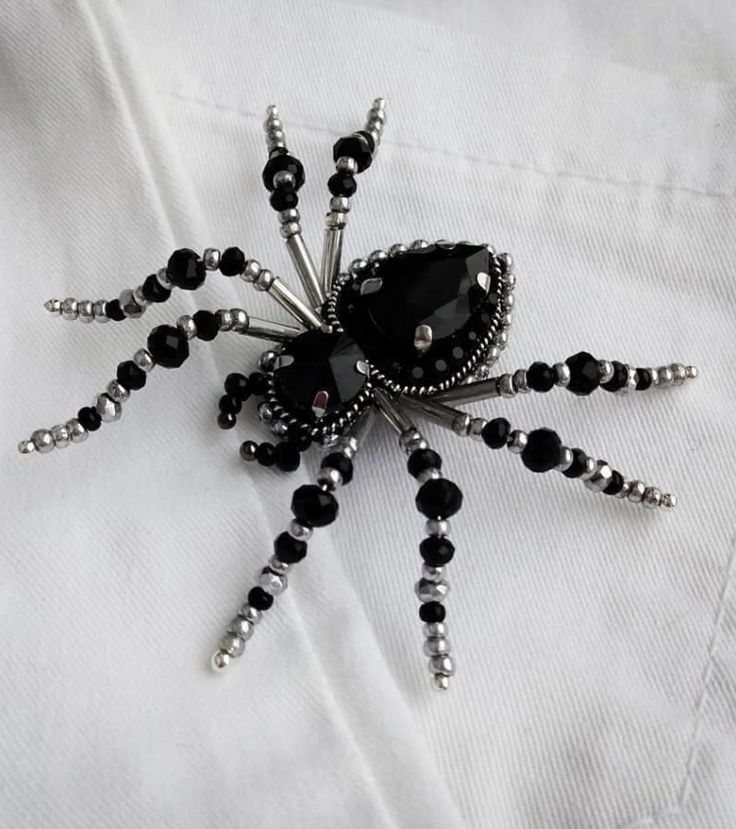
left=17, top=439, right=35, bottom=455
left=210, top=650, right=232, bottom=673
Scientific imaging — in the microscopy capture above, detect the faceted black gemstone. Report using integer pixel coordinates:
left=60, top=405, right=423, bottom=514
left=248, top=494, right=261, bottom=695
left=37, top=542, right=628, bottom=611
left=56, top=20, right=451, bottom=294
left=482, top=417, right=510, bottom=449
left=566, top=351, right=600, bottom=396
left=225, top=373, right=250, bottom=400
left=248, top=372, right=268, bottom=396
left=193, top=310, right=219, bottom=341
left=248, top=586, right=274, bottom=611
left=239, top=440, right=258, bottom=462
left=274, top=442, right=301, bottom=472
left=333, top=133, right=373, bottom=172
left=602, top=360, right=628, bottom=392
left=77, top=406, right=101, bottom=431
left=636, top=368, right=652, bottom=391
left=272, top=330, right=366, bottom=421
left=141, top=273, right=171, bottom=303
left=415, top=479, right=463, bottom=519
left=604, top=470, right=625, bottom=495
left=562, top=447, right=588, bottom=478
left=256, top=442, right=275, bottom=466
left=274, top=531, right=307, bottom=564
left=291, top=484, right=338, bottom=527
left=261, top=153, right=305, bottom=192
left=116, top=360, right=146, bottom=391
left=327, top=173, right=357, bottom=197
left=527, top=361, right=556, bottom=392
left=269, top=189, right=298, bottom=211
left=166, top=248, right=205, bottom=291
left=217, top=412, right=236, bottom=430
left=219, top=247, right=245, bottom=277
left=219, top=394, right=242, bottom=415
left=419, top=602, right=446, bottom=623
left=407, top=449, right=442, bottom=478
left=105, top=299, right=126, bottom=321
left=321, top=452, right=353, bottom=484
left=419, top=536, right=455, bottom=567
left=521, top=428, right=562, bottom=473
left=147, top=325, right=189, bottom=369
left=292, top=432, right=312, bottom=452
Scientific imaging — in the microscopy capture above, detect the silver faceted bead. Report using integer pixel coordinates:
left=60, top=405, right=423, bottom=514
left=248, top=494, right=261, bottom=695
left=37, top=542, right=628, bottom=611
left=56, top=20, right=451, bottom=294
left=228, top=617, right=254, bottom=641
left=627, top=480, right=646, bottom=502
left=177, top=315, right=197, bottom=339
left=429, top=654, right=455, bottom=676
left=672, top=363, right=687, bottom=385
left=617, top=480, right=632, bottom=499
left=210, top=650, right=231, bottom=672
left=554, top=362, right=571, bottom=387
left=424, top=637, right=451, bottom=656
left=433, top=674, right=451, bottom=691
left=133, top=348, right=155, bottom=372
left=424, top=622, right=447, bottom=638
left=93, top=300, right=109, bottom=322
left=66, top=419, right=88, bottom=443
left=258, top=568, right=287, bottom=595
left=218, top=633, right=245, bottom=658
left=288, top=520, right=312, bottom=542
left=94, top=393, right=122, bottom=422
left=202, top=247, right=221, bottom=271
left=329, top=197, right=351, bottom=213
left=657, top=367, right=674, bottom=387
left=416, top=579, right=450, bottom=603
left=31, top=429, right=55, bottom=453
left=217, top=309, right=234, bottom=331
left=584, top=461, right=613, bottom=492
left=61, top=298, right=78, bottom=320
left=241, top=260, right=261, bottom=283
left=106, top=379, right=130, bottom=403
left=119, top=288, right=143, bottom=318
left=254, top=269, right=275, bottom=291
left=643, top=487, right=662, bottom=509
left=468, top=417, right=486, bottom=441
left=507, top=430, right=528, bottom=454
left=50, top=424, right=71, bottom=448
left=257, top=402, right=274, bottom=424
left=421, top=564, right=445, bottom=582
left=661, top=493, right=678, bottom=511
left=238, top=604, right=262, bottom=625
left=77, top=300, right=95, bottom=323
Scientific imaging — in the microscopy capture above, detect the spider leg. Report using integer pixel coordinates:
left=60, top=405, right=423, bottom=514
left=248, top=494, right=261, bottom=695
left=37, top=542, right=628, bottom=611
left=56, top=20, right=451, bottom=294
left=374, top=389, right=458, bottom=690
left=403, top=395, right=679, bottom=511
left=210, top=409, right=376, bottom=671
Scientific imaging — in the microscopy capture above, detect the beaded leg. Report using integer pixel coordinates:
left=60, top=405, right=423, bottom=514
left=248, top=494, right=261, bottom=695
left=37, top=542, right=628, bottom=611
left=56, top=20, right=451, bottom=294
left=374, top=390, right=459, bottom=690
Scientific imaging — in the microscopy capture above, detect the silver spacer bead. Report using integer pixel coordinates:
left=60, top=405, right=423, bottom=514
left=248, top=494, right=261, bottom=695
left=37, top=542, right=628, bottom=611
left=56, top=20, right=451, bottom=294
left=657, top=366, right=674, bottom=387
left=217, top=309, right=234, bottom=331
left=202, top=248, right=221, bottom=271
left=584, top=461, right=613, bottom=492
left=580, top=456, right=597, bottom=479
left=273, top=170, right=295, bottom=189
left=94, top=393, right=122, bottom=422
left=334, top=435, right=359, bottom=459
left=106, top=379, right=130, bottom=403
left=512, top=369, right=529, bottom=394
left=497, top=373, right=516, bottom=398
left=210, top=650, right=231, bottom=672
left=496, top=330, right=509, bottom=350
left=119, top=288, right=143, bottom=318
left=254, top=269, right=275, bottom=291
left=433, top=674, right=451, bottom=691
left=219, top=633, right=245, bottom=658
left=336, top=156, right=358, bottom=174
left=368, top=249, right=388, bottom=264
left=48, top=423, right=70, bottom=448
left=228, top=616, right=254, bottom=640
left=416, top=468, right=441, bottom=484
left=598, top=360, right=614, bottom=384
left=399, top=429, right=426, bottom=455
left=93, top=300, right=109, bottom=322
left=44, top=298, right=62, bottom=315
left=424, top=622, right=447, bottom=638
left=424, top=637, right=451, bottom=656
left=268, top=555, right=291, bottom=576
left=507, top=430, right=528, bottom=454
left=31, top=429, right=54, bottom=453
left=325, top=211, right=347, bottom=230
left=317, top=467, right=343, bottom=490
left=257, top=401, right=274, bottom=424
left=258, top=568, right=287, bottom=595
left=416, top=579, right=450, bottom=603
left=661, top=493, right=678, bottom=511
left=686, top=366, right=698, bottom=380
left=349, top=258, right=368, bottom=274
left=421, top=564, right=445, bottom=582
left=410, top=239, right=429, bottom=250
left=133, top=348, right=155, bottom=372
left=556, top=447, right=573, bottom=472
left=238, top=604, right=262, bottom=625
left=241, top=260, right=261, bottom=283
left=388, top=243, right=407, bottom=257
left=617, top=480, right=632, bottom=499
left=133, top=286, right=150, bottom=308
left=554, top=362, right=571, bottom=387
left=425, top=519, right=450, bottom=537
left=279, top=209, right=300, bottom=224
left=288, top=519, right=313, bottom=542
left=451, top=412, right=471, bottom=436
left=61, top=298, right=78, bottom=320
left=627, top=480, right=646, bottom=502
left=643, top=487, right=663, bottom=509
left=66, top=419, right=88, bottom=443
left=156, top=266, right=174, bottom=288
left=231, top=308, right=249, bottom=333
left=259, top=350, right=278, bottom=371
left=429, top=654, right=455, bottom=676
left=17, top=439, right=35, bottom=455
left=672, top=363, right=687, bottom=385
left=77, top=300, right=95, bottom=323
left=177, top=315, right=197, bottom=339
left=468, top=417, right=487, bottom=441
left=279, top=222, right=301, bottom=239
left=329, top=197, right=351, bottom=213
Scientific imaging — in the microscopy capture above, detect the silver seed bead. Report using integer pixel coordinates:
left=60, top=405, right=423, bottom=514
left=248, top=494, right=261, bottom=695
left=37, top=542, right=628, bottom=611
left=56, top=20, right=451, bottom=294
left=503, top=271, right=517, bottom=291
left=254, top=269, right=275, bottom=291
left=94, top=393, right=121, bottom=422
left=133, top=348, right=155, bottom=372
left=257, top=402, right=274, bottom=423
left=421, top=564, right=445, bottom=582
left=627, top=480, right=646, bottom=502
left=268, top=555, right=291, bottom=576
left=31, top=429, right=55, bottom=453
left=649, top=367, right=659, bottom=386
left=426, top=518, right=450, bottom=537
left=77, top=300, right=95, bottom=323
left=497, top=373, right=516, bottom=398
left=17, top=439, right=35, bottom=454
left=279, top=209, right=300, bottom=224
left=210, top=650, right=231, bottom=672
left=580, top=456, right=597, bottom=479
left=66, top=419, right=88, bottom=443
left=496, top=330, right=509, bottom=350
left=410, top=239, right=429, bottom=250
left=219, top=633, right=245, bottom=658
left=334, top=435, right=359, bottom=458
left=228, top=617, right=254, bottom=641
left=598, top=360, right=614, bottom=384
left=503, top=292, right=515, bottom=311
left=44, top=298, right=62, bottom=314
left=238, top=604, right=262, bottom=625
left=451, top=413, right=471, bottom=436
left=584, top=461, right=613, bottom=492
left=156, top=266, right=174, bottom=288
left=92, top=300, right=109, bottom=322
left=230, top=308, right=249, bottom=332
left=424, top=622, right=447, bottom=638
left=349, top=258, right=368, bottom=274
left=273, top=169, right=295, bottom=189
left=106, top=379, right=130, bottom=403
left=388, top=243, right=407, bottom=257
left=661, top=493, right=678, bottom=510
left=336, top=156, right=358, bottom=174
left=241, top=260, right=261, bottom=283
left=317, top=467, right=343, bottom=490
left=399, top=429, right=426, bottom=454
left=259, top=350, right=278, bottom=371
left=511, top=369, right=528, bottom=394
left=643, top=487, right=663, bottom=509
left=686, top=366, right=698, bottom=380
left=177, top=315, right=197, bottom=339
left=429, top=654, right=455, bottom=676
left=133, top=286, right=150, bottom=308
left=672, top=363, right=687, bottom=385
left=217, top=309, right=234, bottom=331
left=507, top=430, right=528, bottom=454
left=329, top=197, right=351, bottom=213
left=271, top=419, right=289, bottom=438
left=368, top=249, right=388, bottom=264
left=325, top=211, right=347, bottom=230
left=486, top=345, right=500, bottom=365
left=617, top=480, right=632, bottom=499
left=433, top=674, right=451, bottom=691
left=202, top=248, right=221, bottom=271
left=415, top=579, right=450, bottom=603
left=289, top=519, right=313, bottom=542
left=119, top=288, right=143, bottom=318
left=557, top=447, right=573, bottom=472
left=554, top=362, right=571, bottom=386
left=424, top=637, right=451, bottom=656
left=279, top=222, right=301, bottom=239
left=657, top=366, right=674, bottom=386
left=416, top=467, right=441, bottom=484
left=500, top=311, right=514, bottom=329
left=50, top=424, right=71, bottom=448
left=61, top=298, right=78, bottom=320
left=258, top=568, right=287, bottom=595
left=468, top=417, right=487, bottom=441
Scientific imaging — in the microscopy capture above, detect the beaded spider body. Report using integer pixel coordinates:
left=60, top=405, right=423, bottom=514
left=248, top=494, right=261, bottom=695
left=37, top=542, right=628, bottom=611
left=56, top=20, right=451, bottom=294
left=19, top=99, right=697, bottom=690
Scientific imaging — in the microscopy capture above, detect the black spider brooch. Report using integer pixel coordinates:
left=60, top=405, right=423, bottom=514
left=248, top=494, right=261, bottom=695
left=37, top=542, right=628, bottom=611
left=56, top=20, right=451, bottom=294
left=19, top=99, right=697, bottom=690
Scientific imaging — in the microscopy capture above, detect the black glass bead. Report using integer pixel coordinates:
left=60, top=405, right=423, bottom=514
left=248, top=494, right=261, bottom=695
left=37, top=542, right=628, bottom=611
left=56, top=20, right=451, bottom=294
left=261, top=153, right=305, bottom=192
left=332, top=133, right=373, bottom=172
left=193, top=310, right=219, bottom=341
left=217, top=412, right=236, bottom=430
left=636, top=368, right=653, bottom=391
left=415, top=479, right=463, bottom=519
left=419, top=602, right=446, bottom=623
left=256, top=442, right=276, bottom=467
left=166, top=248, right=205, bottom=291
left=356, top=129, right=376, bottom=153
left=116, top=360, right=146, bottom=391
left=419, top=536, right=455, bottom=567
left=141, top=273, right=171, bottom=303
left=147, top=325, right=189, bottom=369
left=219, top=394, right=242, bottom=415
left=566, top=351, right=600, bottom=396
left=527, top=361, right=556, bottom=392
left=292, top=433, right=312, bottom=452
left=219, top=247, right=245, bottom=277
left=321, top=452, right=353, bottom=484
left=269, top=189, right=298, bottom=211
left=407, top=449, right=442, bottom=478
left=248, top=586, right=274, bottom=611
left=562, top=447, right=588, bottom=478
left=291, top=484, right=338, bottom=527
left=604, top=470, right=625, bottom=495
left=248, top=372, right=268, bottom=396
left=77, top=406, right=101, bottom=432
left=105, top=299, right=126, bottom=321
left=482, top=418, right=510, bottom=449
left=274, top=531, right=307, bottom=564
left=521, top=428, right=562, bottom=473
left=602, top=360, right=628, bottom=392
left=224, top=373, right=250, bottom=400
left=274, top=442, right=301, bottom=472
left=239, top=440, right=258, bottom=462
left=327, top=173, right=357, bottom=197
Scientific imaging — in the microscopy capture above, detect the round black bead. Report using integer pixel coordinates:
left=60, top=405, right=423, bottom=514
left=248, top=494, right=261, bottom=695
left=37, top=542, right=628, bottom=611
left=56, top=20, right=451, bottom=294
left=141, top=273, right=171, bottom=303
left=116, top=360, right=146, bottom=391
left=248, top=372, right=268, bottom=396
left=248, top=586, right=274, bottom=611
left=321, top=452, right=353, bottom=484
left=527, top=361, right=556, bottom=392
left=604, top=470, right=625, bottom=495
left=274, top=442, right=301, bottom=472
left=407, top=448, right=442, bottom=478
left=332, top=133, right=373, bottom=172
left=415, top=479, right=463, bottom=519
left=77, top=406, right=101, bottom=432
left=562, top=447, right=588, bottom=478
left=292, top=432, right=312, bottom=452
left=147, top=325, right=189, bottom=369
left=256, top=442, right=276, bottom=467
left=566, top=351, right=600, bottom=396
left=636, top=368, right=653, bottom=391
left=482, top=418, right=511, bottom=449
left=193, top=310, right=219, bottom=341
left=291, top=484, right=338, bottom=527
left=602, top=360, right=628, bottom=392
left=239, top=440, right=258, bottom=462
left=166, top=248, right=205, bottom=291
left=218, top=394, right=242, bottom=415
left=327, top=173, right=357, bottom=197
left=521, top=428, right=562, bottom=473
left=261, top=153, right=305, bottom=192
left=219, top=247, right=245, bottom=277
left=419, top=602, right=446, bottom=623
left=217, top=412, right=236, bottom=430
left=104, top=299, right=126, bottom=321
left=269, top=189, right=299, bottom=211
left=419, top=536, right=455, bottom=567
left=224, top=373, right=250, bottom=400
left=274, top=531, right=307, bottom=564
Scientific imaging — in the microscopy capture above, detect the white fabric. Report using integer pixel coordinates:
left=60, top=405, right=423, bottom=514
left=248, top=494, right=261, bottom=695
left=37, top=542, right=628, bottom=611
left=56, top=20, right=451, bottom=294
left=1, top=2, right=735, bottom=827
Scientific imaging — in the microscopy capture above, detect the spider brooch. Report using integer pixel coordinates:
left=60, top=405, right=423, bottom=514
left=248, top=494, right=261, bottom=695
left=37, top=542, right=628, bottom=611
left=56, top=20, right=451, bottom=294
left=19, top=99, right=697, bottom=690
